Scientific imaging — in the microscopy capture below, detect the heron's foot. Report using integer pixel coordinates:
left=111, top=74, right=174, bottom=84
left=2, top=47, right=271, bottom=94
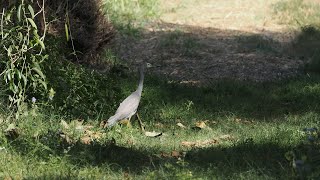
left=119, top=119, right=132, bottom=128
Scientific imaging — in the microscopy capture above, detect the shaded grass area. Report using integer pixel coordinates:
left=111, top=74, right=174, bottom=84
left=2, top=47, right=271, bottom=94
left=141, top=74, right=320, bottom=121
left=1, top=66, right=320, bottom=178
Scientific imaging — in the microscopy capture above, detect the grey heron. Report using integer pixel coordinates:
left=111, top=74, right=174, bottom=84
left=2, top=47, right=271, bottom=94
left=105, top=63, right=149, bottom=129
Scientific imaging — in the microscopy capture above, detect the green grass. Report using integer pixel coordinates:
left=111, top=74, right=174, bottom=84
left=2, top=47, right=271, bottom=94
left=103, top=0, right=160, bottom=36
left=1, top=65, right=320, bottom=178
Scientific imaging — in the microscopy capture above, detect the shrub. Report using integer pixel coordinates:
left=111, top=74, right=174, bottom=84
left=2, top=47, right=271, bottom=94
left=0, top=1, right=49, bottom=116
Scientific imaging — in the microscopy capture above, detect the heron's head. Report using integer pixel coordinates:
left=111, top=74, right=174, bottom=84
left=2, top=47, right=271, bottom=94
left=146, top=62, right=152, bottom=68
left=139, top=62, right=152, bottom=74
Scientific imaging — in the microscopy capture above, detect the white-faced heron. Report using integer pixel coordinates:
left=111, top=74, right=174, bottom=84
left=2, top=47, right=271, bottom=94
left=105, top=63, right=149, bottom=128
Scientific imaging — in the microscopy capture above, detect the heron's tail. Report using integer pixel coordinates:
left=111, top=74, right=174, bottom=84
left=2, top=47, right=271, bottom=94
left=106, top=114, right=120, bottom=128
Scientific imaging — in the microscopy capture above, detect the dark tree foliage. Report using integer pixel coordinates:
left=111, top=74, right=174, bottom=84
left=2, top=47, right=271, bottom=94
left=1, top=0, right=115, bottom=63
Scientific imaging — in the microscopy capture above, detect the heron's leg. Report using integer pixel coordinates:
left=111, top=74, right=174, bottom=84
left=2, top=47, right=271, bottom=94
left=136, top=113, right=145, bottom=132
left=127, top=116, right=132, bottom=128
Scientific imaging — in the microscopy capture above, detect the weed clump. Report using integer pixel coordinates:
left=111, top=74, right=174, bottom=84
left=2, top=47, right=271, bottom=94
left=44, top=0, right=115, bottom=63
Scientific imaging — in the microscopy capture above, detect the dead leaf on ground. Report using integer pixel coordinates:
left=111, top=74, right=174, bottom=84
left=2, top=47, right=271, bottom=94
left=171, top=150, right=181, bottom=158
left=81, top=136, right=92, bottom=145
left=123, top=172, right=130, bottom=180
left=160, top=151, right=183, bottom=158
left=70, top=119, right=84, bottom=130
left=5, top=123, right=16, bottom=132
left=234, top=118, right=254, bottom=124
left=91, top=131, right=105, bottom=139
left=219, top=134, right=235, bottom=140
left=4, top=176, right=12, bottom=180
left=160, top=152, right=170, bottom=158
left=192, top=121, right=212, bottom=130
left=84, top=125, right=94, bottom=130
left=210, top=121, right=217, bottom=125
left=235, top=118, right=241, bottom=123
left=59, top=133, right=74, bottom=144
left=127, top=138, right=135, bottom=145
left=181, top=139, right=218, bottom=148
left=155, top=122, right=164, bottom=128
left=177, top=122, right=186, bottom=128
left=100, top=120, right=107, bottom=128
left=243, top=120, right=254, bottom=124
left=60, top=120, right=70, bottom=129
left=181, top=134, right=235, bottom=148
left=145, top=131, right=162, bottom=137
left=59, top=119, right=105, bottom=145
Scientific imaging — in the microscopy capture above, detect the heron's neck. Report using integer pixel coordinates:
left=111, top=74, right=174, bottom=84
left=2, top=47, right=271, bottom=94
left=137, top=70, right=144, bottom=95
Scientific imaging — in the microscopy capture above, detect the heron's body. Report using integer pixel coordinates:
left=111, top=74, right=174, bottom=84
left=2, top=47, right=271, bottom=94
left=106, top=66, right=144, bottom=127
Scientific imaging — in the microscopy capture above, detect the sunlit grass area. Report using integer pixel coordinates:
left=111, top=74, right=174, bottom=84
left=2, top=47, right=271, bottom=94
left=103, top=0, right=159, bottom=36
left=273, top=0, right=320, bottom=27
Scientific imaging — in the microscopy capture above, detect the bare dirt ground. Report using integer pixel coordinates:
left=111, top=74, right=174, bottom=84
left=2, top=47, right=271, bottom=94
left=114, top=0, right=304, bottom=85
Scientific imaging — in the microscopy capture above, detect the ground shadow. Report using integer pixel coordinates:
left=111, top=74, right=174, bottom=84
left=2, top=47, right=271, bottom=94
left=113, top=22, right=305, bottom=84
left=138, top=74, right=320, bottom=122
left=8, top=132, right=306, bottom=179
left=184, top=142, right=293, bottom=178
left=108, top=22, right=320, bottom=122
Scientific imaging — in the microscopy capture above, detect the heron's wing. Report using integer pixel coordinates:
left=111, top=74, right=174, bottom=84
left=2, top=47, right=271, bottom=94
left=115, top=91, right=141, bottom=119
left=106, top=91, right=142, bottom=127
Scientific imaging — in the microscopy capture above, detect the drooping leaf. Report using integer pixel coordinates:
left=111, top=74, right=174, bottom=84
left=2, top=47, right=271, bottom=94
left=65, top=23, right=69, bottom=41
left=21, top=73, right=27, bottom=86
left=15, top=69, right=21, bottom=80
left=48, top=88, right=55, bottom=100
left=27, top=5, right=35, bottom=18
left=27, top=18, right=37, bottom=29
left=38, top=79, right=47, bottom=90
left=32, top=62, right=45, bottom=79
left=17, top=4, right=22, bottom=22
left=36, top=38, right=45, bottom=50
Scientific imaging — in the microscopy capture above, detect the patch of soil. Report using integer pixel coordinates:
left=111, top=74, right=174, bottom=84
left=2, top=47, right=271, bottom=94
left=114, top=0, right=304, bottom=85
